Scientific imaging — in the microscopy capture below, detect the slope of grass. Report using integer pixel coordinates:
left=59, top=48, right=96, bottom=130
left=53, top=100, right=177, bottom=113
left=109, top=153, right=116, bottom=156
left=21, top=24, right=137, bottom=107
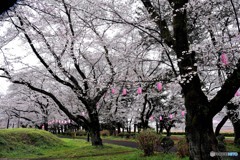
left=0, top=128, right=136, bottom=159
left=0, top=128, right=193, bottom=159
left=0, top=128, right=65, bottom=158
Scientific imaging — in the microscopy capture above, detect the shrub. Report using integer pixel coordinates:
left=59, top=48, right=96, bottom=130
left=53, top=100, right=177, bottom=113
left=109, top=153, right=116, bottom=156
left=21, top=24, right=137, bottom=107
left=216, top=134, right=226, bottom=152
left=216, top=134, right=225, bottom=142
left=76, top=130, right=86, bottom=136
left=125, top=133, right=131, bottom=139
left=71, top=132, right=76, bottom=139
left=64, top=130, right=73, bottom=136
left=136, top=129, right=161, bottom=156
left=118, top=132, right=125, bottom=138
left=160, top=136, right=174, bottom=153
left=100, top=130, right=110, bottom=137
left=235, top=138, right=240, bottom=147
left=218, top=141, right=226, bottom=152
left=177, top=138, right=189, bottom=158
left=129, top=133, right=137, bottom=139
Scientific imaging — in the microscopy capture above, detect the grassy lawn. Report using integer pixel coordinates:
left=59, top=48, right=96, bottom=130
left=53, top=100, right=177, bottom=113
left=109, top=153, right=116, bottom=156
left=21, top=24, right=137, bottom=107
left=1, top=129, right=238, bottom=159
left=0, top=128, right=187, bottom=160
left=101, top=135, right=137, bottom=142
left=70, top=151, right=189, bottom=160
left=0, top=137, right=137, bottom=159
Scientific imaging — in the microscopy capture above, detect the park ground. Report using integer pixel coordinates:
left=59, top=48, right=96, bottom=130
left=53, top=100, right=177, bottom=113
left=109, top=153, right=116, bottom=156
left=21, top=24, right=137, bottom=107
left=0, top=128, right=239, bottom=160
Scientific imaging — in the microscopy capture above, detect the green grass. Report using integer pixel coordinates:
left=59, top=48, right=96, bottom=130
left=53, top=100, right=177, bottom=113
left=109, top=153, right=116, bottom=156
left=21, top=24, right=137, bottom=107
left=70, top=151, right=189, bottom=160
left=101, top=135, right=137, bottom=142
left=0, top=128, right=188, bottom=159
left=0, top=128, right=135, bottom=159
left=1, top=129, right=238, bottom=160
left=226, top=142, right=240, bottom=152
left=0, top=128, right=65, bottom=158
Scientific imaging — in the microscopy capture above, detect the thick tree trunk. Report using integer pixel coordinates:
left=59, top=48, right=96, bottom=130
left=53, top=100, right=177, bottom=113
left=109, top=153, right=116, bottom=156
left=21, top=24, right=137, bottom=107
left=215, top=115, right=228, bottom=136
left=43, top=122, right=48, bottom=131
left=173, top=1, right=219, bottom=159
left=142, top=120, right=149, bottom=130
left=227, top=103, right=240, bottom=144
left=183, top=78, right=220, bottom=160
left=186, top=113, right=219, bottom=160
left=90, top=131, right=102, bottom=146
left=232, top=120, right=240, bottom=144
left=89, top=112, right=102, bottom=146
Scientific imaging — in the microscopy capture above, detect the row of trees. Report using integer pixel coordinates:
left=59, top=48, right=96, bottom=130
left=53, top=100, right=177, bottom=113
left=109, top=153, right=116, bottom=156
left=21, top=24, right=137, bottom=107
left=0, top=0, right=240, bottom=159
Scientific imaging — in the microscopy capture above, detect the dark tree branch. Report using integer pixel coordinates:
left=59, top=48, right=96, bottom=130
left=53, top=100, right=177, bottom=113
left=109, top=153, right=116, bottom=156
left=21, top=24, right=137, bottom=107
left=141, top=0, right=174, bottom=47
left=210, top=59, right=240, bottom=116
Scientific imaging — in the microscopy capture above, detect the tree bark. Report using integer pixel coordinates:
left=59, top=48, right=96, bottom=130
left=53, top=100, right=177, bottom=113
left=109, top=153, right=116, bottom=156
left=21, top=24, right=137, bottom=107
left=142, top=120, right=149, bottom=130
left=227, top=103, right=240, bottom=144
left=117, top=123, right=121, bottom=134
left=7, top=117, right=10, bottom=129
left=186, top=111, right=219, bottom=160
left=166, top=128, right=171, bottom=137
left=232, top=120, right=240, bottom=144
left=89, top=126, right=102, bottom=146
left=89, top=111, right=103, bottom=146
left=156, top=121, right=159, bottom=133
left=215, top=115, right=228, bottom=136
left=134, top=124, right=136, bottom=133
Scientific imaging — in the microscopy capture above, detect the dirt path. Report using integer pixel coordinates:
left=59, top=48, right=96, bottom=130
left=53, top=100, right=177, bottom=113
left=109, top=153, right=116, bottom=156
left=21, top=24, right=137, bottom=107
left=80, top=138, right=177, bottom=153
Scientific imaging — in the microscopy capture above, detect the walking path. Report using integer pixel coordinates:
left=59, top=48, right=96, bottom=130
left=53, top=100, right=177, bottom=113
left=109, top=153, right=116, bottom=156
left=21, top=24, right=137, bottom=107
left=80, top=137, right=177, bottom=153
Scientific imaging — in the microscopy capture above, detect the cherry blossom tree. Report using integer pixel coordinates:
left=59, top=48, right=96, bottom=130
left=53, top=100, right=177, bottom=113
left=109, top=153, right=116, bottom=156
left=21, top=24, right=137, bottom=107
left=137, top=0, right=240, bottom=159
left=0, top=81, right=63, bottom=129
left=94, top=0, right=240, bottom=159
left=0, top=0, right=138, bottom=146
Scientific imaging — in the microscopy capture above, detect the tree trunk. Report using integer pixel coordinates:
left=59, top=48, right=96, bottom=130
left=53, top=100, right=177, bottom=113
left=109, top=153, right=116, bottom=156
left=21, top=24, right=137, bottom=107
left=156, top=121, right=159, bottom=133
left=172, top=1, right=219, bottom=159
left=43, top=122, right=48, bottom=131
left=215, top=115, right=228, bottom=136
left=87, top=132, right=90, bottom=142
left=232, top=120, right=240, bottom=144
left=89, top=112, right=102, bottom=146
left=6, top=117, right=10, bottom=129
left=142, top=120, right=149, bottom=130
left=166, top=127, right=171, bottom=137
left=182, top=78, right=221, bottom=160
left=117, top=123, right=121, bottom=134
left=89, top=127, right=102, bottom=146
left=227, top=103, right=240, bottom=144
left=159, top=121, right=164, bottom=133
left=186, top=114, right=219, bottom=160
left=134, top=124, right=136, bottom=133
